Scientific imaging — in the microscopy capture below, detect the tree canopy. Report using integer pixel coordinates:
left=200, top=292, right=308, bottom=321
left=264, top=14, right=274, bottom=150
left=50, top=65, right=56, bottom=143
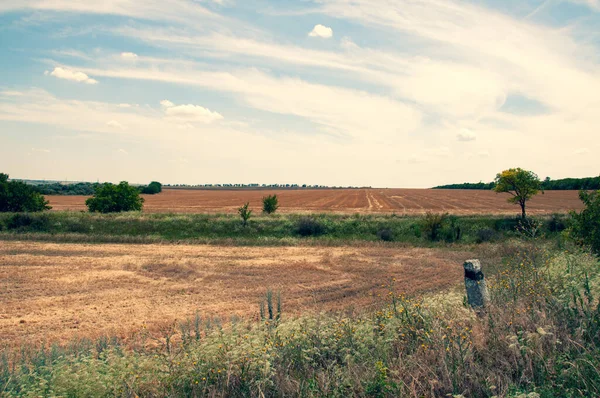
left=570, top=189, right=600, bottom=255
left=493, top=168, right=542, bottom=219
left=86, top=182, right=144, bottom=213
left=141, top=181, right=162, bottom=195
left=0, top=173, right=51, bottom=212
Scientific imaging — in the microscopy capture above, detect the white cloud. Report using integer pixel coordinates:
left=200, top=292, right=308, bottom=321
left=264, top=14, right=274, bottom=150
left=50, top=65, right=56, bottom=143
left=573, top=148, right=590, bottom=155
left=308, top=24, right=333, bottom=38
left=117, top=148, right=128, bottom=155
left=48, top=67, right=98, bottom=84
left=31, top=147, right=50, bottom=153
left=107, top=120, right=125, bottom=129
left=478, top=150, right=490, bottom=158
left=457, top=128, right=476, bottom=142
left=163, top=102, right=224, bottom=124
left=120, top=52, right=138, bottom=60
left=118, top=103, right=132, bottom=108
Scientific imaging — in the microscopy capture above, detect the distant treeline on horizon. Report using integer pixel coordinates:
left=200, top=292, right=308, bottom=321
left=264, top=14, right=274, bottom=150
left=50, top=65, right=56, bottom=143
left=16, top=180, right=371, bottom=195
left=433, top=176, right=600, bottom=190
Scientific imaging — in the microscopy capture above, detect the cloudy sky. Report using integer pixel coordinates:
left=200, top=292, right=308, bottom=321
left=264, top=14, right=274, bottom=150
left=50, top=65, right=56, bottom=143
left=1, top=0, right=599, bottom=187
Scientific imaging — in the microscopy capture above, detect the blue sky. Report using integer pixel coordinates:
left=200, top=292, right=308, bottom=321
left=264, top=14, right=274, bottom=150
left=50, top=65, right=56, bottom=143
left=0, top=0, right=599, bottom=187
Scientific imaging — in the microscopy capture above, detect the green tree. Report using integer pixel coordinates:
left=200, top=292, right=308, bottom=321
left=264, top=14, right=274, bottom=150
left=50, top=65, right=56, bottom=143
left=0, top=173, right=51, bottom=212
left=238, top=202, right=252, bottom=227
left=493, top=168, right=542, bottom=219
left=86, top=181, right=144, bottom=213
left=262, top=194, right=279, bottom=214
left=570, top=189, right=600, bottom=255
left=141, top=181, right=162, bottom=195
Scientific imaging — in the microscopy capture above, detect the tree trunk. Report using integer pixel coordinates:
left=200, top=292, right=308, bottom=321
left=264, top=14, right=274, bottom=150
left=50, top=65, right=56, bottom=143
left=520, top=201, right=526, bottom=219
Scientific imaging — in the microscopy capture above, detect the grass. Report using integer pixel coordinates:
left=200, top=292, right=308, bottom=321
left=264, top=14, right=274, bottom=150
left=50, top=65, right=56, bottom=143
left=1, top=242, right=598, bottom=397
left=0, top=211, right=570, bottom=246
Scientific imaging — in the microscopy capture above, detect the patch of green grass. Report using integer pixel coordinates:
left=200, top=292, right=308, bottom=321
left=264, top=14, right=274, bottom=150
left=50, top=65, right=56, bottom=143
left=0, top=211, right=571, bottom=246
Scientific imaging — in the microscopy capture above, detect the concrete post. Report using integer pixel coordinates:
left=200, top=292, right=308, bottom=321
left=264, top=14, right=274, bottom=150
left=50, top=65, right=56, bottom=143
left=464, top=259, right=489, bottom=309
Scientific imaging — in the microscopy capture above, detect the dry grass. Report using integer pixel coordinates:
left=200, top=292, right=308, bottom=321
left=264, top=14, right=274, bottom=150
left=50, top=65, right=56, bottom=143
left=45, top=188, right=584, bottom=215
left=0, top=241, right=487, bottom=348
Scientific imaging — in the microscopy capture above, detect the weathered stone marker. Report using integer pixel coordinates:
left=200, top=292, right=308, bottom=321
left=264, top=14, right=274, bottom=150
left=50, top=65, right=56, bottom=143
left=464, top=259, right=489, bottom=309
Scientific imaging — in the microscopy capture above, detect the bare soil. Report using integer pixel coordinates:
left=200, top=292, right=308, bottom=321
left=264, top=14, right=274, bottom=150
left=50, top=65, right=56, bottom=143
left=46, top=188, right=583, bottom=215
left=0, top=241, right=481, bottom=347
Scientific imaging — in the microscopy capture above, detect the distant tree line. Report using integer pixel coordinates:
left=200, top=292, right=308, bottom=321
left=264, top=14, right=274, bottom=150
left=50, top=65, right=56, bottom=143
left=433, top=176, right=600, bottom=190
left=32, top=181, right=162, bottom=196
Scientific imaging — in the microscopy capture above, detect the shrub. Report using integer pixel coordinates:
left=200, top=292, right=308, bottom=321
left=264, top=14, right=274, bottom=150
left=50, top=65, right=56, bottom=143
left=7, top=213, right=51, bottom=231
left=238, top=202, right=252, bottom=227
left=86, top=182, right=144, bottom=213
left=442, top=215, right=462, bottom=242
left=476, top=228, right=496, bottom=243
left=141, top=181, right=162, bottom=195
left=494, top=217, right=520, bottom=232
left=547, top=213, right=568, bottom=233
left=262, top=194, right=279, bottom=214
left=570, top=189, right=600, bottom=254
left=0, top=173, right=51, bottom=212
left=377, top=227, right=394, bottom=242
left=421, top=212, right=448, bottom=241
left=296, top=216, right=326, bottom=237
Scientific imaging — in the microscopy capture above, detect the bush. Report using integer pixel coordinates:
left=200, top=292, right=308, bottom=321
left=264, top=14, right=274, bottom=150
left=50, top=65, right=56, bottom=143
left=494, top=217, right=520, bottom=232
left=296, top=217, right=326, bottom=237
left=547, top=213, right=568, bottom=233
left=141, top=181, right=162, bottom=195
left=0, top=173, right=51, bottom=212
left=421, top=212, right=448, bottom=241
left=238, top=202, right=252, bottom=227
left=86, top=182, right=144, bottom=213
left=442, top=215, right=462, bottom=242
left=570, top=189, right=600, bottom=254
left=476, top=228, right=496, bottom=243
left=377, top=227, right=394, bottom=241
left=262, top=194, right=279, bottom=214
left=7, top=213, right=51, bottom=231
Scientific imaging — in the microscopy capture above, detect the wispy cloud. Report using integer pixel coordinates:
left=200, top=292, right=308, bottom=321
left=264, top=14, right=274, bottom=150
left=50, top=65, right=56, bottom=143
left=161, top=100, right=224, bottom=123
left=46, top=67, right=98, bottom=84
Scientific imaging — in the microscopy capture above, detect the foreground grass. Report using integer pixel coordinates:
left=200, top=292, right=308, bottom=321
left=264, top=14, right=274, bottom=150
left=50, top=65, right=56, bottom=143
left=0, top=211, right=569, bottom=246
left=2, top=242, right=598, bottom=397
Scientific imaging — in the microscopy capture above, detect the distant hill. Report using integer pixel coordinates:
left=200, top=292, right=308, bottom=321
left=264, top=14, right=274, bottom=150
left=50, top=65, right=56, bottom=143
left=433, top=176, right=600, bottom=190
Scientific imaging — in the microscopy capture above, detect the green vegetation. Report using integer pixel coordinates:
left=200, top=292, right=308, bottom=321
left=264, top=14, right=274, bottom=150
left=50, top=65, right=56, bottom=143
left=141, top=181, right=163, bottom=195
left=33, top=182, right=97, bottom=196
left=570, top=189, right=600, bottom=255
left=262, top=194, right=279, bottom=214
left=2, top=243, right=598, bottom=397
left=85, top=182, right=144, bottom=213
left=433, top=175, right=600, bottom=190
left=494, top=168, right=543, bottom=219
left=0, top=173, right=50, bottom=212
left=0, top=211, right=573, bottom=245
left=238, top=202, right=252, bottom=227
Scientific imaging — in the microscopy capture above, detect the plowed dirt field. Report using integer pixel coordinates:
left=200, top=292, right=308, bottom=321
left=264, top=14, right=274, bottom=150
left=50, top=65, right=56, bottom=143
left=1, top=241, right=482, bottom=347
left=46, top=188, right=583, bottom=215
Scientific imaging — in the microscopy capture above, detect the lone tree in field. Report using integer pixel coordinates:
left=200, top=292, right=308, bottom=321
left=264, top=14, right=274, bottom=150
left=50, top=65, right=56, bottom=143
left=141, top=181, right=162, bottom=195
left=493, top=168, right=542, bottom=219
left=262, top=194, right=279, bottom=214
left=86, top=181, right=144, bottom=213
left=0, top=173, right=51, bottom=212
left=238, top=202, right=252, bottom=227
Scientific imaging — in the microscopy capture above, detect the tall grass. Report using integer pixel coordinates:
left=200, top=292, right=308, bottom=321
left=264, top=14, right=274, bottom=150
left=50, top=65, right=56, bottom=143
left=0, top=212, right=570, bottom=246
left=1, top=243, right=598, bottom=397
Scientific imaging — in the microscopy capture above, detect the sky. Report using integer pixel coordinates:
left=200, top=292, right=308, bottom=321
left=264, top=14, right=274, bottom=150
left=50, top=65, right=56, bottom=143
left=0, top=0, right=599, bottom=188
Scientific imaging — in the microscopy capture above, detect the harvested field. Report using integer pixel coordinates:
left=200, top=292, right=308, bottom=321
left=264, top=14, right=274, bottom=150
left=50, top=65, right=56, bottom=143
left=46, top=188, right=584, bottom=215
left=0, top=241, right=480, bottom=347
